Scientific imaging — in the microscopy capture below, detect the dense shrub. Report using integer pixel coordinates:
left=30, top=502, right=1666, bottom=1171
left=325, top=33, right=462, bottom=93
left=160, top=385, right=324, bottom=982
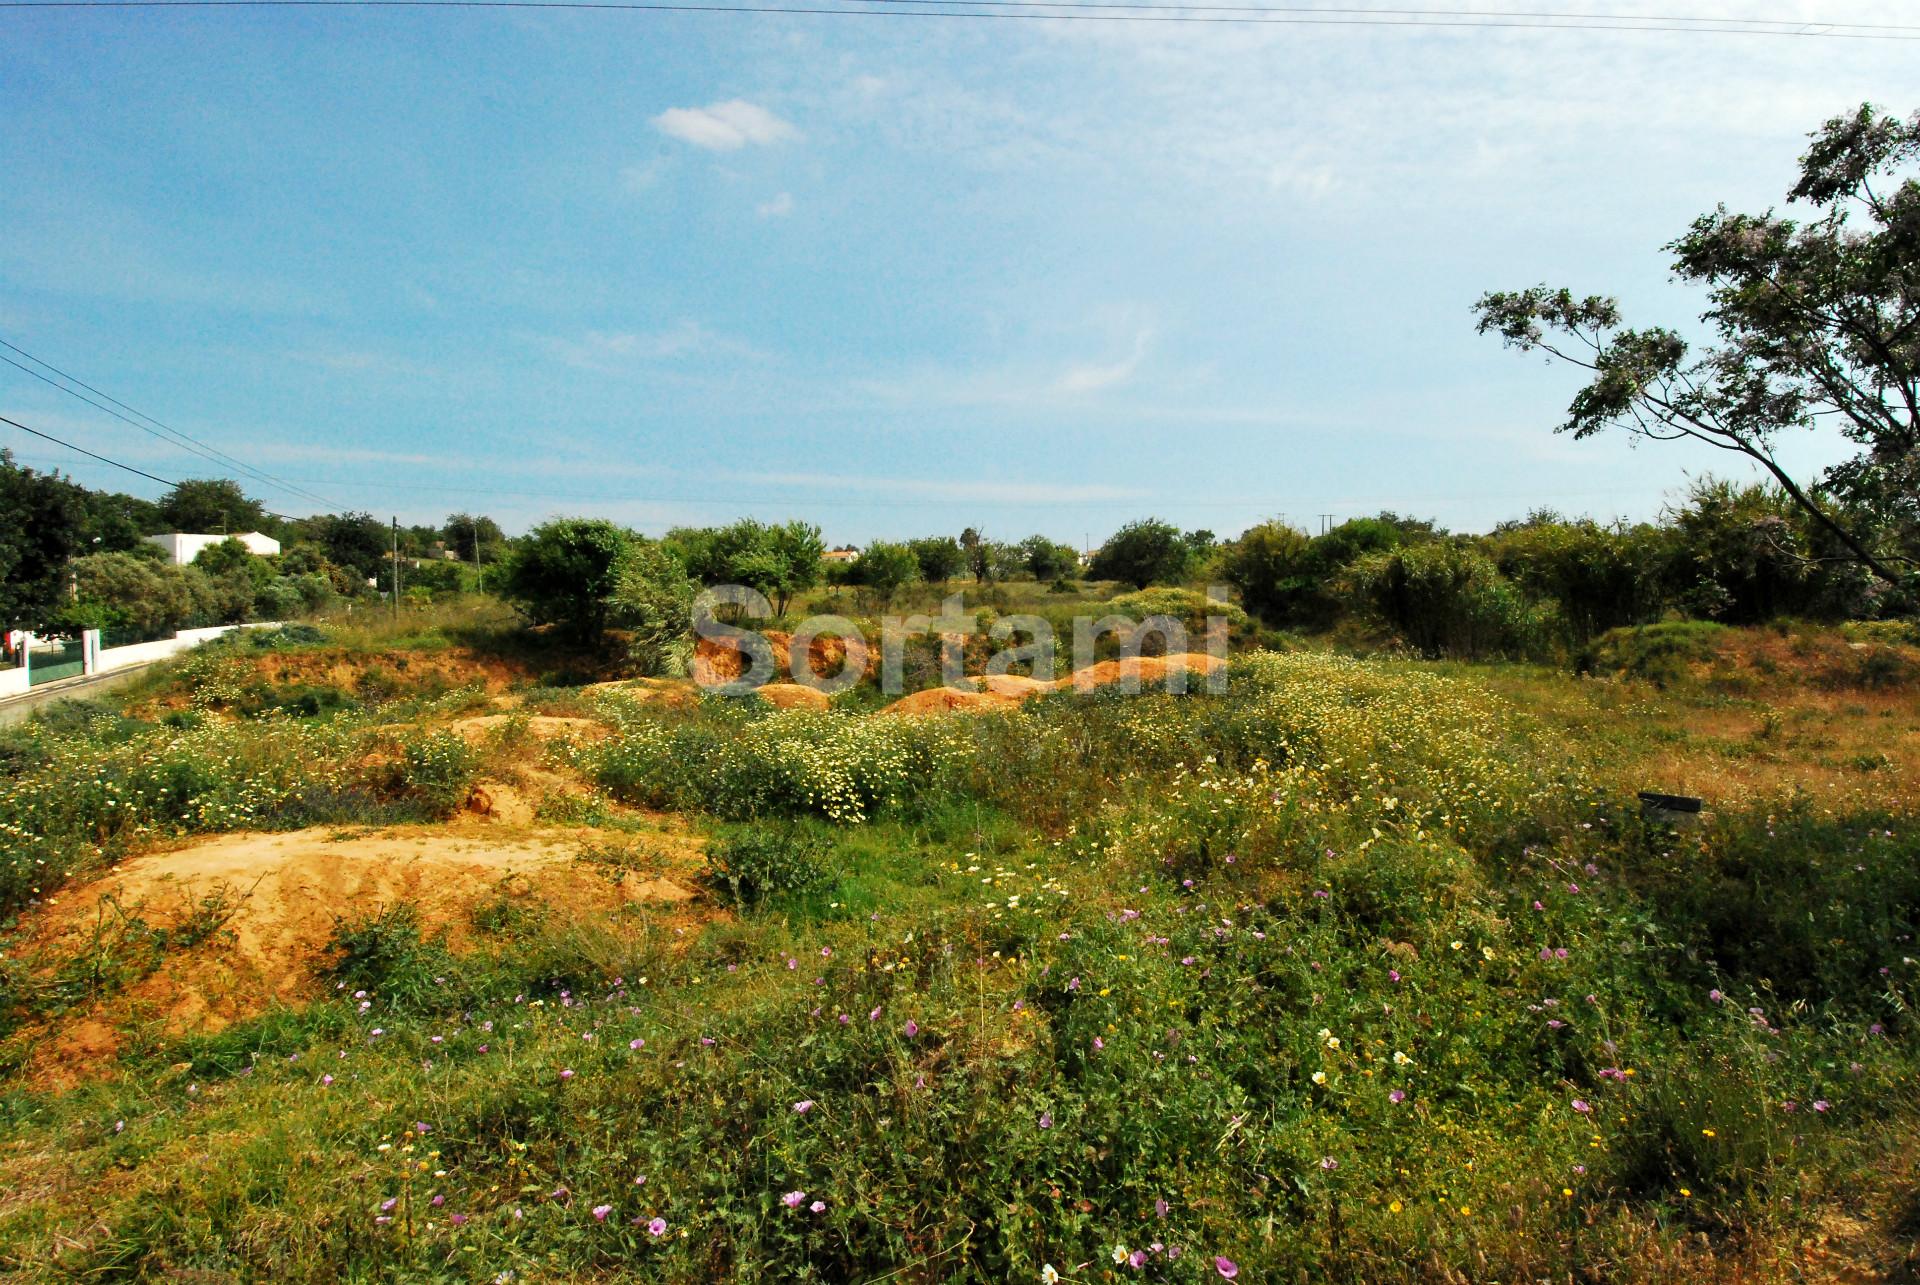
left=1345, top=541, right=1556, bottom=660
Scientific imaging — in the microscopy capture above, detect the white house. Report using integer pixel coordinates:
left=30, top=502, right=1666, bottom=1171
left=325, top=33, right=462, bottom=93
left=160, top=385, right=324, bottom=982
left=145, top=532, right=282, bottom=565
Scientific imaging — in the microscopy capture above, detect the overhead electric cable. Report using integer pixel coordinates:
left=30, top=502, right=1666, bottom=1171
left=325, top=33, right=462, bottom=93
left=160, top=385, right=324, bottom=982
left=0, top=339, right=342, bottom=511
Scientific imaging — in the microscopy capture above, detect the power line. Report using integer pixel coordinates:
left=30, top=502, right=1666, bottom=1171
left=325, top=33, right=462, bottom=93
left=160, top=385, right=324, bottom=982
left=855, top=0, right=1919, bottom=30
left=0, top=337, right=342, bottom=511
left=0, top=413, right=180, bottom=489
left=3, top=0, right=1915, bottom=38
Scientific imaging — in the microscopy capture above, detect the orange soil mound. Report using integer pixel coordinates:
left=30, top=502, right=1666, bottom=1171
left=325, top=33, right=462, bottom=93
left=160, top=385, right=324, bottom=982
left=16, top=825, right=704, bottom=1086
left=877, top=652, right=1227, bottom=714
left=1059, top=651, right=1227, bottom=692
left=880, top=687, right=1023, bottom=716
left=693, top=631, right=872, bottom=687
left=755, top=683, right=832, bottom=711
left=446, top=713, right=606, bottom=742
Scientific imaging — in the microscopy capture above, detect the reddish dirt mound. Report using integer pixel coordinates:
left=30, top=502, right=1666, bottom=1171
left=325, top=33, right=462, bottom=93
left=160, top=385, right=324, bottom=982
left=693, top=631, right=872, bottom=687
left=881, top=687, right=1023, bottom=716
left=1059, top=652, right=1227, bottom=692
left=446, top=713, right=606, bottom=742
left=878, top=652, right=1227, bottom=714
left=15, top=825, right=705, bottom=1086
left=755, top=683, right=832, bottom=711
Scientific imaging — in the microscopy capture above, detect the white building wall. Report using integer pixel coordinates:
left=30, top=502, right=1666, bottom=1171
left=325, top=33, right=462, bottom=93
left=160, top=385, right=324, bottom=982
left=145, top=532, right=281, bottom=565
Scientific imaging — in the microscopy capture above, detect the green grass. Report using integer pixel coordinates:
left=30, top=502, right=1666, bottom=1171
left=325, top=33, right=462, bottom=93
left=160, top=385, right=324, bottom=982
left=0, top=646, right=1913, bottom=1281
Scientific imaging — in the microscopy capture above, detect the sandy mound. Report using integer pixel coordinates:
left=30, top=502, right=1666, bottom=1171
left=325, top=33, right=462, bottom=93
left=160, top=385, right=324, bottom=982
left=1059, top=652, right=1227, bottom=692
left=16, top=825, right=705, bottom=1085
left=755, top=683, right=832, bottom=711
left=881, top=687, right=1023, bottom=716
left=976, top=674, right=1058, bottom=698
left=878, top=653, right=1228, bottom=714
left=694, top=631, right=872, bottom=687
left=447, top=713, right=605, bottom=742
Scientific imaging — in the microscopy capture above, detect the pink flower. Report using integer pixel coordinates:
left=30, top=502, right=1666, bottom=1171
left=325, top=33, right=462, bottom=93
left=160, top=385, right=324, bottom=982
left=793, top=1100, right=814, bottom=1114
left=560, top=1068, right=575, bottom=1081
left=1389, top=1089, right=1406, bottom=1104
left=320, top=1074, right=334, bottom=1087
left=1129, top=1249, right=1147, bottom=1268
left=783, top=1191, right=806, bottom=1208
left=1319, top=1156, right=1338, bottom=1171
left=1215, top=1257, right=1240, bottom=1278
left=903, top=1020, right=920, bottom=1037
left=591, top=1205, right=613, bottom=1222
left=647, top=1216, right=667, bottom=1236
left=1812, top=1099, right=1831, bottom=1113
left=1038, top=1111, right=1053, bottom=1129
left=629, top=1038, right=645, bottom=1050
left=1155, top=1197, right=1169, bottom=1218
left=1571, top=1099, right=1591, bottom=1113
left=810, top=1200, right=826, bottom=1213
left=869, top=1006, right=882, bottom=1021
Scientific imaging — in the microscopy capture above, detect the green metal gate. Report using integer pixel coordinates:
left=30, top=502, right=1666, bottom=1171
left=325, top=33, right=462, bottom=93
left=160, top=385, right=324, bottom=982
left=27, top=638, right=85, bottom=686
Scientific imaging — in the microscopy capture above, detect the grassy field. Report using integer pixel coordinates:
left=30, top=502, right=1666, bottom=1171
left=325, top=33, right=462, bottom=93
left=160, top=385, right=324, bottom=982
left=0, top=609, right=1914, bottom=1282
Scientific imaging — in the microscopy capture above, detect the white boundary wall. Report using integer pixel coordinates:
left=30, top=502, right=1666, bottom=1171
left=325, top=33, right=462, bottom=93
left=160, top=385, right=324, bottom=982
left=0, top=622, right=282, bottom=698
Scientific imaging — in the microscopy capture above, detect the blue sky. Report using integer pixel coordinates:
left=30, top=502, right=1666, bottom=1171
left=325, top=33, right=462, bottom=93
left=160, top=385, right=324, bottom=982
left=1, top=3, right=1915, bottom=545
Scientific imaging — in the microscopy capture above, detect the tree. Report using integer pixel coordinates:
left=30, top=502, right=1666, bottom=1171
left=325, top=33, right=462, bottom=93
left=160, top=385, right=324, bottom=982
left=852, top=541, right=919, bottom=607
left=499, top=518, right=635, bottom=642
left=443, top=513, right=506, bottom=565
left=959, top=527, right=989, bottom=583
left=609, top=540, right=698, bottom=675
left=1475, top=103, right=1920, bottom=587
left=1089, top=519, right=1196, bottom=589
left=666, top=519, right=823, bottom=616
left=0, top=451, right=88, bottom=629
left=311, top=512, right=390, bottom=584
left=61, top=551, right=197, bottom=637
left=158, top=478, right=266, bottom=535
left=1220, top=521, right=1314, bottom=622
left=1017, top=535, right=1079, bottom=583
left=908, top=536, right=965, bottom=587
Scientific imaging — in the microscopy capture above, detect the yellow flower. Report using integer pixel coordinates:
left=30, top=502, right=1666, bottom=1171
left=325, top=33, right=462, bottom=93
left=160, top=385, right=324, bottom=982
left=1701, top=1128, right=1716, bottom=1138
left=1388, top=1200, right=1402, bottom=1212
left=1679, top=1188, right=1692, bottom=1197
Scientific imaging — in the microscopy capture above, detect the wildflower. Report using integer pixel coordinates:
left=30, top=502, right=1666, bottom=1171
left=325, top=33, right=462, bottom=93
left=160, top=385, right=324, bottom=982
left=1112, top=1246, right=1129, bottom=1265
left=647, top=1216, right=668, bottom=1236
left=1215, top=1257, right=1240, bottom=1279
left=1389, top=1089, right=1406, bottom=1104
left=320, top=1074, right=334, bottom=1087
left=869, top=1006, right=883, bottom=1021
left=810, top=1200, right=825, bottom=1213
left=783, top=1191, right=806, bottom=1208
left=1812, top=1100, right=1831, bottom=1113
left=1571, top=1099, right=1591, bottom=1114
left=903, top=1020, right=920, bottom=1037
left=1392, top=1051, right=1412, bottom=1066
left=1039, top=1111, right=1053, bottom=1129
left=1320, top=1157, right=1338, bottom=1170
left=591, top=1205, right=613, bottom=1222
left=560, top=1068, right=575, bottom=1081
left=793, top=1099, right=814, bottom=1114
left=1093, top=1037, right=1105, bottom=1050
left=1129, top=1249, right=1147, bottom=1268
left=1311, top=1071, right=1327, bottom=1085
left=1708, top=989, right=1724, bottom=1003
left=1155, top=1197, right=1169, bottom=1218
left=1042, top=1266, right=1061, bottom=1284
left=629, top=1038, right=645, bottom=1050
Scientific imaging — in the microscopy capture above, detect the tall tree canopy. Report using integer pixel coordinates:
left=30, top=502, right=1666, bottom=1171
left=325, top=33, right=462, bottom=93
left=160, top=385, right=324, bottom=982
left=158, top=478, right=267, bottom=536
left=1476, top=103, right=1920, bottom=585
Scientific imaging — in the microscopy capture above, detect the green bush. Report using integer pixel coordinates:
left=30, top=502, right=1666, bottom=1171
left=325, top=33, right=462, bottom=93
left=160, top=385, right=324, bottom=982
left=397, top=731, right=478, bottom=816
left=705, top=826, right=834, bottom=905
left=1345, top=541, right=1556, bottom=660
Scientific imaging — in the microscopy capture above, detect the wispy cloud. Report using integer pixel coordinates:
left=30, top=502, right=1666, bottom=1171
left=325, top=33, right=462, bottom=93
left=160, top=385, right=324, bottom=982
left=731, top=470, right=1145, bottom=504
left=652, top=100, right=799, bottom=151
left=542, top=322, right=752, bottom=371
left=756, top=192, right=795, bottom=218
left=1055, top=329, right=1152, bottom=394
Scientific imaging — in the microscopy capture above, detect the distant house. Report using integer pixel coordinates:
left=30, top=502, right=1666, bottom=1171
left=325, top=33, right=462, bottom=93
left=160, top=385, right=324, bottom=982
left=822, top=546, right=860, bottom=564
left=145, top=532, right=282, bottom=565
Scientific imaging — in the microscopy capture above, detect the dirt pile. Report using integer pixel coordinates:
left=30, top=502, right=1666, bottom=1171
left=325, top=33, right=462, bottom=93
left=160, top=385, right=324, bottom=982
left=15, top=824, right=705, bottom=1085
left=693, top=631, right=872, bottom=687
left=879, top=652, right=1228, bottom=714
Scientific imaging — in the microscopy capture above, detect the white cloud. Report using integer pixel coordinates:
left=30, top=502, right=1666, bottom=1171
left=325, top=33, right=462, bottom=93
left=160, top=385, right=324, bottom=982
left=1055, top=329, right=1151, bottom=395
left=756, top=191, right=795, bottom=218
left=652, top=99, right=799, bottom=151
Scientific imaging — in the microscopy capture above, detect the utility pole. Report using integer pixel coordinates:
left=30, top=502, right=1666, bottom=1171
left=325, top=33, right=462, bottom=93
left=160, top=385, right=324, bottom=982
left=391, top=516, right=400, bottom=621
